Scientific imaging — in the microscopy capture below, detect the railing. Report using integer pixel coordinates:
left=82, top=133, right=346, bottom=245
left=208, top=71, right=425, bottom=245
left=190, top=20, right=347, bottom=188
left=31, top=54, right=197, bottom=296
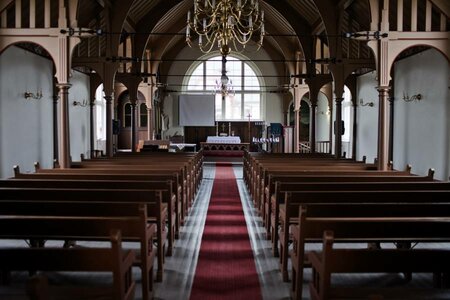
left=299, top=141, right=311, bottom=153
left=316, top=141, right=330, bottom=154
left=298, top=141, right=332, bottom=154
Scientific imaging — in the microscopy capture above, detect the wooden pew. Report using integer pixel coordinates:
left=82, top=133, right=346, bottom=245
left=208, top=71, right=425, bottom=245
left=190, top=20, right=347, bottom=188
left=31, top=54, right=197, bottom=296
left=268, top=175, right=435, bottom=258
left=262, top=171, right=435, bottom=239
left=0, top=226, right=135, bottom=300
left=37, top=162, right=195, bottom=216
left=308, top=230, right=450, bottom=300
left=277, top=189, right=450, bottom=282
left=243, top=153, right=365, bottom=192
left=110, top=150, right=204, bottom=189
left=0, top=188, right=168, bottom=283
left=0, top=201, right=155, bottom=300
left=258, top=167, right=415, bottom=231
left=70, top=160, right=194, bottom=202
left=242, top=151, right=341, bottom=185
left=273, top=178, right=445, bottom=254
left=74, top=153, right=202, bottom=205
left=20, top=165, right=188, bottom=233
left=251, top=163, right=381, bottom=205
left=0, top=177, right=177, bottom=257
left=290, top=203, right=450, bottom=300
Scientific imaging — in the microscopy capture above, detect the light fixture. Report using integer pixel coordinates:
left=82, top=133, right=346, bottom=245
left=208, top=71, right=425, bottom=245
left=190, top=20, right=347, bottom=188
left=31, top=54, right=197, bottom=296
left=403, top=92, right=422, bottom=102
left=73, top=99, right=89, bottom=107
left=359, top=98, right=374, bottom=107
left=214, top=55, right=235, bottom=97
left=186, top=0, right=265, bottom=56
left=24, top=90, right=43, bottom=100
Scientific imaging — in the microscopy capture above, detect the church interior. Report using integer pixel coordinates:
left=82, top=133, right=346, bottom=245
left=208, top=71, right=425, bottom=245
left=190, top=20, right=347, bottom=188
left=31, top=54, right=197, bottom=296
left=0, top=0, right=450, bottom=299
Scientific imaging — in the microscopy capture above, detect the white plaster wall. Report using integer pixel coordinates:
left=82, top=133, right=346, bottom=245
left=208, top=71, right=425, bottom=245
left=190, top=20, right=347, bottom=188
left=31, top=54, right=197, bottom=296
left=0, top=46, right=53, bottom=178
left=393, top=49, right=450, bottom=180
left=162, top=44, right=284, bottom=139
left=68, top=70, right=90, bottom=161
left=315, top=92, right=330, bottom=142
left=356, top=71, right=379, bottom=163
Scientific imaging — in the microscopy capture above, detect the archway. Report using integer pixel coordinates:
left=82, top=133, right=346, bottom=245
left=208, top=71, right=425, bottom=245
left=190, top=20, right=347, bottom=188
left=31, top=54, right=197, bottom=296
left=0, top=42, right=55, bottom=177
left=316, top=91, right=331, bottom=153
left=299, top=99, right=310, bottom=144
left=391, top=46, right=450, bottom=180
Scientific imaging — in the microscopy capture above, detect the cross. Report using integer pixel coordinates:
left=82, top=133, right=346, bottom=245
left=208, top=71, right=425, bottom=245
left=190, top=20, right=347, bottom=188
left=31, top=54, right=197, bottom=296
left=220, top=123, right=226, bottom=132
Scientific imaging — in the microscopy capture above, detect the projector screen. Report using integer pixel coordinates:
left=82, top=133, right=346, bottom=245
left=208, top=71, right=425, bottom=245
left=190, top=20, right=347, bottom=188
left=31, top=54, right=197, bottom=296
left=179, top=94, right=215, bottom=126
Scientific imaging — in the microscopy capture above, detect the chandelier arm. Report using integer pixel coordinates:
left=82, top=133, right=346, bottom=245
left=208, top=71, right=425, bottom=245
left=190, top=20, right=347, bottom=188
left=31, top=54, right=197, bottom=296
left=234, top=25, right=253, bottom=37
left=232, top=30, right=253, bottom=46
left=231, top=38, right=246, bottom=54
left=199, top=36, right=217, bottom=54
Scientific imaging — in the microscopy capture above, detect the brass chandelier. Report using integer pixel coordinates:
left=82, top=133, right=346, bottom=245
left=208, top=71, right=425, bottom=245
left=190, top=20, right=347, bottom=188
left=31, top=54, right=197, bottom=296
left=186, top=0, right=265, bottom=56
left=214, top=55, right=235, bottom=97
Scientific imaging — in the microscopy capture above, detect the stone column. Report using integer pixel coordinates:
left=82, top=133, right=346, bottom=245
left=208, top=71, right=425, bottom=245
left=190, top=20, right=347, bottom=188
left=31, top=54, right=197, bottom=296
left=334, top=97, right=344, bottom=158
left=147, top=106, right=153, bottom=140
left=105, top=94, right=113, bottom=157
left=89, top=98, right=95, bottom=157
left=352, top=102, right=357, bottom=159
left=53, top=94, right=59, bottom=161
left=310, top=103, right=317, bottom=153
left=131, top=102, right=137, bottom=152
left=56, top=83, right=71, bottom=168
left=388, top=95, right=394, bottom=163
left=294, top=109, right=300, bottom=153
left=377, top=86, right=391, bottom=170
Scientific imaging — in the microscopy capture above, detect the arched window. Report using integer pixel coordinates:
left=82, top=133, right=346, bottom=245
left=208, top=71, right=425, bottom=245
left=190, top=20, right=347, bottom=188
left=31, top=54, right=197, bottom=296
left=342, top=86, right=352, bottom=143
left=139, top=103, right=148, bottom=127
left=95, top=84, right=106, bottom=140
left=124, top=103, right=132, bottom=127
left=186, top=55, right=262, bottom=121
left=341, top=85, right=353, bottom=157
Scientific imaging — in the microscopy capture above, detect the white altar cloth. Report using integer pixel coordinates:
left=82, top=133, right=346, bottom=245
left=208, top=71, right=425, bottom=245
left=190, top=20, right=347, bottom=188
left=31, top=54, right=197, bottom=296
left=206, top=136, right=241, bottom=143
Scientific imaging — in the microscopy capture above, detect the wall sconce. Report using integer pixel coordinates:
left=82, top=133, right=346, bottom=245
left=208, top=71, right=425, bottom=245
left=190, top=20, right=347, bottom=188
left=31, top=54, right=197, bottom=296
left=73, top=99, right=88, bottom=107
left=359, top=99, right=374, bottom=107
left=403, top=92, right=422, bottom=102
left=24, top=90, right=43, bottom=100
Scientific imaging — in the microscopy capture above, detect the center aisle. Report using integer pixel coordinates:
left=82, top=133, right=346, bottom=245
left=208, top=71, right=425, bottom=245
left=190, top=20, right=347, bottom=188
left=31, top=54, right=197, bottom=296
left=189, top=163, right=262, bottom=300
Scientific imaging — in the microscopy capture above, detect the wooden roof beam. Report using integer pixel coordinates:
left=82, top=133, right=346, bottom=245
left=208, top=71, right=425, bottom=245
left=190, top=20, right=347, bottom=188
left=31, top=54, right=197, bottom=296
left=0, top=0, right=14, bottom=13
left=430, top=0, right=450, bottom=18
left=123, top=16, right=136, bottom=33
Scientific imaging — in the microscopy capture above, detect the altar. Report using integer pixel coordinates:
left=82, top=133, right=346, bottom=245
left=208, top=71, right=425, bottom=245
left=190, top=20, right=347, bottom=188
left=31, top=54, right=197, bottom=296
left=201, top=136, right=249, bottom=158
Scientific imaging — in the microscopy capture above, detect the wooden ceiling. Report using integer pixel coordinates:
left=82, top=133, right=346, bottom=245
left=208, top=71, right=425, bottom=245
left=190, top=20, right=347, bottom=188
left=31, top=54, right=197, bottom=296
left=4, top=0, right=448, bottom=67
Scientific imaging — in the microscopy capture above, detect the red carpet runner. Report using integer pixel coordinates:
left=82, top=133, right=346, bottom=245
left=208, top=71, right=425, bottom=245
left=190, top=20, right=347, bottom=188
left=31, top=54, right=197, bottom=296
left=190, top=163, right=262, bottom=300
